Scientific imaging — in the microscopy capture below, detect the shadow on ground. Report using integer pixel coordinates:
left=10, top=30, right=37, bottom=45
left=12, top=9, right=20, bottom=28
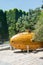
left=14, top=49, right=43, bottom=54
left=14, top=50, right=32, bottom=53
left=39, top=57, right=43, bottom=59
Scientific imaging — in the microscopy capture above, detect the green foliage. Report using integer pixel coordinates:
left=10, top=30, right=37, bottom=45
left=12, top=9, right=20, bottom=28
left=0, top=10, right=9, bottom=40
left=0, top=7, right=41, bottom=39
left=34, top=12, right=43, bottom=41
left=16, top=8, right=41, bottom=33
left=6, top=8, right=27, bottom=37
left=16, top=16, right=26, bottom=32
left=6, top=9, right=18, bottom=37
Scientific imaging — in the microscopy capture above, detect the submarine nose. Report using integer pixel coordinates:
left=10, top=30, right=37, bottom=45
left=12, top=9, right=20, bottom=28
left=10, top=37, right=14, bottom=44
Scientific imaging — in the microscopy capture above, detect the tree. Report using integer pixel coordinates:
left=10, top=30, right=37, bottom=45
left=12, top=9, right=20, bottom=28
left=34, top=11, right=43, bottom=41
left=6, top=9, right=19, bottom=37
left=0, top=10, right=9, bottom=41
left=6, top=8, right=27, bottom=37
left=16, top=8, right=41, bottom=33
left=16, top=17, right=25, bottom=32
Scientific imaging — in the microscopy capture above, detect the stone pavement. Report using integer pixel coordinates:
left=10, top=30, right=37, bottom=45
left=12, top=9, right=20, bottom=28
left=0, top=50, right=43, bottom=65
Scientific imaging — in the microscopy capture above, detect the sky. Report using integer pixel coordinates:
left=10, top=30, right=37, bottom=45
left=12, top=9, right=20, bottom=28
left=0, top=0, right=42, bottom=12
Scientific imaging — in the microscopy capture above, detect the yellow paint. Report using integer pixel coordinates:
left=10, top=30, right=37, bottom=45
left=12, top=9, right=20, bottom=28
left=10, top=32, right=43, bottom=50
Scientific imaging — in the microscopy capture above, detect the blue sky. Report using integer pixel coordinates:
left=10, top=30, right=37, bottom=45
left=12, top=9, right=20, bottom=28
left=0, top=0, right=42, bottom=11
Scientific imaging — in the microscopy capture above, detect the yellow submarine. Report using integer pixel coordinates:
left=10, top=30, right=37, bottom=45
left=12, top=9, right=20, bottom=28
left=10, top=30, right=43, bottom=51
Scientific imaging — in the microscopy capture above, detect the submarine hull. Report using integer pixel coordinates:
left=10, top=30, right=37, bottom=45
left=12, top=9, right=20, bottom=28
left=10, top=32, right=43, bottom=50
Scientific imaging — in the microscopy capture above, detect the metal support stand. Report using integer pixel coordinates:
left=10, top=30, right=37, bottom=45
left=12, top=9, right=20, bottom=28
left=27, top=45, right=29, bottom=53
left=10, top=45, right=13, bottom=50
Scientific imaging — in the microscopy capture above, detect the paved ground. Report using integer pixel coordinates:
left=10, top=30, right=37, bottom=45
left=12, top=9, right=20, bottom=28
left=0, top=44, right=43, bottom=65
left=0, top=44, right=10, bottom=47
left=0, top=49, right=43, bottom=65
left=0, top=44, right=10, bottom=50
